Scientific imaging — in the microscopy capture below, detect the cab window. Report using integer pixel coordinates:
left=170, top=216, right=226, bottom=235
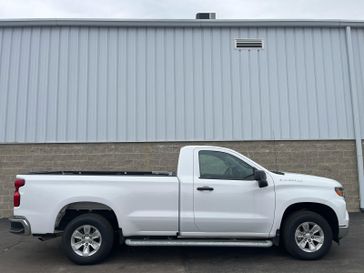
left=199, top=150, right=255, bottom=180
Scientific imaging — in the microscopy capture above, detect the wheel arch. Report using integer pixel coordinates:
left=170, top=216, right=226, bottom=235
left=55, top=201, right=120, bottom=232
left=279, top=202, right=339, bottom=242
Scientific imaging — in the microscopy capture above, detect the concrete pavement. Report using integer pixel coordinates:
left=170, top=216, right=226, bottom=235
left=1, top=213, right=363, bottom=273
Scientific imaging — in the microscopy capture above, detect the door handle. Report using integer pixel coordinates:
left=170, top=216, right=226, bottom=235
left=197, top=186, right=214, bottom=191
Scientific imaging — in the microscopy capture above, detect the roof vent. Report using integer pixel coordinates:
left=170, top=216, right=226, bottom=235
left=196, top=12, right=216, bottom=19
left=234, top=38, right=264, bottom=49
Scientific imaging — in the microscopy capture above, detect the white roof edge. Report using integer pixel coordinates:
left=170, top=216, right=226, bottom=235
left=0, top=18, right=363, bottom=28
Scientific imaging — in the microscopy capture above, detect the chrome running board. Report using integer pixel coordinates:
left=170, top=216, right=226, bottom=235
left=125, top=239, right=273, bottom=248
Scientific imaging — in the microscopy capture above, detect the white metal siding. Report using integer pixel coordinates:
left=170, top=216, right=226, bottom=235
left=352, top=28, right=364, bottom=139
left=0, top=26, right=361, bottom=143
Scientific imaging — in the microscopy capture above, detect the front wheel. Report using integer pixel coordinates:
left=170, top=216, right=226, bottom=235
left=62, top=213, right=114, bottom=265
left=282, top=211, right=333, bottom=260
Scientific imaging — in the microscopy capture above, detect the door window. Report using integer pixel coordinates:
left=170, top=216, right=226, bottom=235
left=198, top=150, right=255, bottom=180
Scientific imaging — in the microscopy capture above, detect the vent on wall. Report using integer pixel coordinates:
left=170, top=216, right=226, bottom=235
left=234, top=38, right=264, bottom=49
left=196, top=12, right=216, bottom=19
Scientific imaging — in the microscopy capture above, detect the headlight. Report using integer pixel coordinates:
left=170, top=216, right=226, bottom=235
left=335, top=187, right=344, bottom=197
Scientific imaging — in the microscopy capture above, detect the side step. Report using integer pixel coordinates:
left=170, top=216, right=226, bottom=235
left=125, top=239, right=273, bottom=248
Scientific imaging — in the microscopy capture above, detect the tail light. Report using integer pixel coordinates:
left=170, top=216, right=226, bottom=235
left=14, top=179, right=25, bottom=207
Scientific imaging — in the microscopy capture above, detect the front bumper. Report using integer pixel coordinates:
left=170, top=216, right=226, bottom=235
left=9, top=216, right=31, bottom=235
left=337, top=210, right=349, bottom=240
left=338, top=226, right=349, bottom=239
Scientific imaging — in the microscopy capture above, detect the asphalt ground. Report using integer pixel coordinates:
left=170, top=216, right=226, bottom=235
left=0, top=213, right=363, bottom=273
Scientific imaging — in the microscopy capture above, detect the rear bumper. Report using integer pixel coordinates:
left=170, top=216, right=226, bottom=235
left=9, top=216, right=31, bottom=235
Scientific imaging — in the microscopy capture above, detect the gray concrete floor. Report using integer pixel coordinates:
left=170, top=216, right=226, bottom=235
left=0, top=213, right=363, bottom=273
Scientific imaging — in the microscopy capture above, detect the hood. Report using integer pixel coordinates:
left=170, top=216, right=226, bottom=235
left=272, top=171, right=342, bottom=188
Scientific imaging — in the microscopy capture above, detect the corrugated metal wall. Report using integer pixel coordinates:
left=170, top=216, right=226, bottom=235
left=352, top=28, right=364, bottom=137
left=0, top=25, right=362, bottom=143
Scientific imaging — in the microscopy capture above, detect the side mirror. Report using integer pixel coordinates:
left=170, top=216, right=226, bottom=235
left=254, top=170, right=268, bottom=188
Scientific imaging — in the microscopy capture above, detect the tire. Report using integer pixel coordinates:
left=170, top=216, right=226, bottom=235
left=282, top=210, right=333, bottom=260
left=62, top=213, right=114, bottom=265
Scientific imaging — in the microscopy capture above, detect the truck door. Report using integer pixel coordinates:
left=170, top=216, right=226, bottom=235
left=192, top=148, right=275, bottom=237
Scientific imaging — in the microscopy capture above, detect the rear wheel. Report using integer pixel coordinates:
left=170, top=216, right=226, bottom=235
left=282, top=211, right=333, bottom=260
left=62, top=213, right=114, bottom=265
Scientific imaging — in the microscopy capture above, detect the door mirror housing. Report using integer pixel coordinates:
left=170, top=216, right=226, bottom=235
left=254, top=170, right=268, bottom=188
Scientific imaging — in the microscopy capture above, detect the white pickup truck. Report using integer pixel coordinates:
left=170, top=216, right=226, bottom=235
left=10, top=145, right=349, bottom=264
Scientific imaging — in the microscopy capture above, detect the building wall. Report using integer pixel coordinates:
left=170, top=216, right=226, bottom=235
left=0, top=25, right=363, bottom=143
left=0, top=22, right=363, bottom=217
left=0, top=140, right=360, bottom=218
left=352, top=28, right=364, bottom=132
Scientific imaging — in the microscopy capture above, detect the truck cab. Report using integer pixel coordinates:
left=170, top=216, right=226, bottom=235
left=178, top=146, right=275, bottom=237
